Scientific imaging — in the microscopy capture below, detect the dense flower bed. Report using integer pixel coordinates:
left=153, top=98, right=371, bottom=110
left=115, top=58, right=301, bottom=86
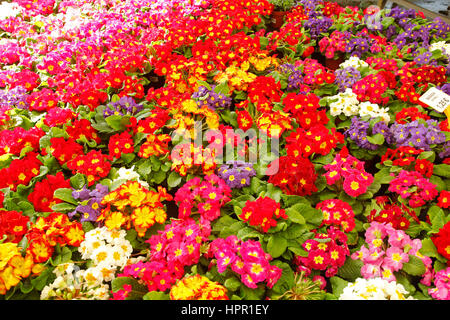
left=0, top=0, right=449, bottom=300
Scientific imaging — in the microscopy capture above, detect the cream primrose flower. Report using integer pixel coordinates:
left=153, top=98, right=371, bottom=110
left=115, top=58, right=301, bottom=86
left=95, top=263, right=117, bottom=282
left=429, top=41, right=450, bottom=56
left=339, top=277, right=415, bottom=300
left=80, top=268, right=104, bottom=288
left=328, top=89, right=359, bottom=117
left=358, top=101, right=380, bottom=117
left=115, top=166, right=149, bottom=188
left=329, top=101, right=343, bottom=117
left=91, top=245, right=115, bottom=266
left=339, top=56, right=369, bottom=70
left=0, top=2, right=21, bottom=19
left=377, top=108, right=391, bottom=124
left=41, top=263, right=111, bottom=300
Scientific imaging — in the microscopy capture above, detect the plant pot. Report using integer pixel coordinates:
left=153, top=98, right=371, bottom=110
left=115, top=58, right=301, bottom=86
left=325, top=54, right=345, bottom=71
left=271, top=10, right=286, bottom=30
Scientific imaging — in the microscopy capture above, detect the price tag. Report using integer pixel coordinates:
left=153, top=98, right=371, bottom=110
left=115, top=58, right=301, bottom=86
left=419, top=87, right=450, bottom=113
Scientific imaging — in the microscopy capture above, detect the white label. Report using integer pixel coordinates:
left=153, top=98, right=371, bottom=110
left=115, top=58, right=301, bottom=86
left=419, top=87, right=450, bottom=113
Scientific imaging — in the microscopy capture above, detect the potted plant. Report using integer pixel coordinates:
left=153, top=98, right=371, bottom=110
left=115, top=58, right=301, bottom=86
left=318, top=30, right=350, bottom=71
left=268, top=0, right=295, bottom=29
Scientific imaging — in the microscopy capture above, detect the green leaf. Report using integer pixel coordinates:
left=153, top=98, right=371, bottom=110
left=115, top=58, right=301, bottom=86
left=283, top=223, right=308, bottom=240
left=60, top=246, right=72, bottom=264
left=428, top=206, right=446, bottom=233
left=330, top=276, right=349, bottom=298
left=366, top=133, right=385, bottom=145
left=70, top=174, right=86, bottom=190
left=433, top=164, right=450, bottom=178
left=419, top=238, right=445, bottom=262
left=430, top=175, right=446, bottom=192
left=220, top=221, right=246, bottom=238
left=267, top=234, right=287, bottom=258
left=151, top=170, right=166, bottom=184
left=143, top=291, right=170, bottom=300
left=402, top=255, right=426, bottom=276
left=212, top=215, right=238, bottom=232
left=270, top=261, right=295, bottom=295
left=214, top=82, right=229, bottom=95
left=237, top=227, right=262, bottom=241
left=51, top=202, right=76, bottom=212
left=137, top=159, right=152, bottom=176
left=285, top=207, right=306, bottom=224
left=288, top=246, right=308, bottom=257
left=53, top=188, right=78, bottom=205
left=336, top=258, right=362, bottom=282
left=281, top=194, right=310, bottom=207
left=167, top=171, right=182, bottom=188
left=297, top=203, right=323, bottom=228
left=20, top=280, right=34, bottom=294
left=224, top=277, right=241, bottom=292
left=240, top=284, right=265, bottom=300
left=30, top=268, right=53, bottom=291
left=417, top=151, right=435, bottom=162
left=105, top=115, right=130, bottom=131
left=82, top=222, right=95, bottom=233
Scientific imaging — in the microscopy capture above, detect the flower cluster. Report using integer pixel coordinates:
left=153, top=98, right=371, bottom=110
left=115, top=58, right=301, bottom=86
left=316, top=199, right=355, bottom=232
left=295, top=226, right=350, bottom=277
left=388, top=170, right=438, bottom=208
left=67, top=150, right=112, bottom=186
left=40, top=263, right=110, bottom=300
left=192, top=85, right=232, bottom=110
left=98, top=181, right=172, bottom=237
left=328, top=89, right=390, bottom=122
left=0, top=151, right=41, bottom=191
left=286, top=124, right=343, bottom=158
left=351, top=222, right=432, bottom=283
left=339, top=277, right=415, bottom=300
left=69, top=183, right=109, bottom=223
left=103, top=97, right=143, bottom=117
left=175, top=174, right=231, bottom=221
left=108, top=131, right=135, bottom=159
left=429, top=267, right=450, bottom=300
left=121, top=218, right=210, bottom=292
left=0, top=242, right=39, bottom=295
left=368, top=197, right=418, bottom=231
left=217, top=161, right=256, bottom=189
left=26, top=212, right=84, bottom=263
left=169, top=274, right=229, bottom=300
left=207, top=235, right=282, bottom=289
left=78, top=227, right=133, bottom=283
left=324, top=152, right=374, bottom=197
left=0, top=210, right=30, bottom=243
left=389, top=120, right=446, bottom=151
left=240, top=197, right=287, bottom=233
left=432, top=222, right=450, bottom=261
left=269, top=156, right=318, bottom=196
left=319, top=30, right=349, bottom=59
left=27, top=172, right=71, bottom=213
left=334, top=67, right=361, bottom=92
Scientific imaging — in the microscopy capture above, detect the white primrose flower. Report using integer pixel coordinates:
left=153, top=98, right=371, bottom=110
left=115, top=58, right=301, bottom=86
left=115, top=165, right=149, bottom=188
left=329, top=100, right=344, bottom=117
left=342, top=102, right=359, bottom=117
left=0, top=2, right=21, bottom=19
left=339, top=56, right=369, bottom=70
left=339, top=277, right=415, bottom=300
left=429, top=41, right=450, bottom=56
left=377, top=108, right=391, bottom=124
left=358, top=101, right=380, bottom=117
